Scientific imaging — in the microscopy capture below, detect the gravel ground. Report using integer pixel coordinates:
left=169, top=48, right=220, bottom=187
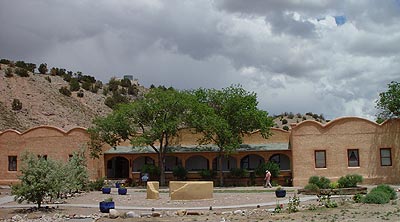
left=1, top=186, right=400, bottom=221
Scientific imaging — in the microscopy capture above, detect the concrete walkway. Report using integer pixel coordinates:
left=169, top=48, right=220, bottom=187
left=0, top=195, right=321, bottom=211
left=0, top=196, right=14, bottom=205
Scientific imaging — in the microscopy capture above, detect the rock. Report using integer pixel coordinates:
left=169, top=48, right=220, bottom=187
left=176, top=209, right=187, bottom=216
left=187, top=211, right=201, bottom=215
left=126, top=211, right=140, bottom=218
left=11, top=215, right=23, bottom=221
left=109, top=209, right=119, bottom=219
left=151, top=212, right=161, bottom=217
left=140, top=212, right=152, bottom=217
left=233, top=210, right=242, bottom=215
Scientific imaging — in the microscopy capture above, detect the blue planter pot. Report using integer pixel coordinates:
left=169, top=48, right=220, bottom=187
left=102, top=187, right=111, bottom=194
left=275, top=190, right=286, bottom=198
left=99, top=201, right=115, bottom=213
left=118, top=188, right=127, bottom=195
left=115, top=182, right=120, bottom=188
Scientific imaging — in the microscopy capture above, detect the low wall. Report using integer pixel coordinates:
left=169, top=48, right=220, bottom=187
left=169, top=181, right=213, bottom=200
left=146, top=181, right=159, bottom=199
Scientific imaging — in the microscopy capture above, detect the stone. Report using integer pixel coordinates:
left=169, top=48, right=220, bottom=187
left=109, top=209, right=119, bottom=219
left=126, top=211, right=140, bottom=218
left=11, top=215, right=23, bottom=221
left=140, top=212, right=152, bottom=217
left=187, top=211, right=201, bottom=215
left=151, top=212, right=161, bottom=217
left=233, top=210, right=242, bottom=215
left=176, top=209, right=187, bottom=216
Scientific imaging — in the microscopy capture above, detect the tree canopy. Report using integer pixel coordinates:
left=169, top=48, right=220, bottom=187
left=89, top=85, right=273, bottom=186
left=376, top=81, right=400, bottom=119
left=89, top=88, right=195, bottom=185
left=189, top=85, right=273, bottom=185
left=11, top=150, right=88, bottom=208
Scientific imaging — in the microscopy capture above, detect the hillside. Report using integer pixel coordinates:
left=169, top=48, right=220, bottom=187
left=0, top=63, right=325, bottom=133
left=272, top=112, right=328, bottom=131
left=0, top=64, right=114, bottom=132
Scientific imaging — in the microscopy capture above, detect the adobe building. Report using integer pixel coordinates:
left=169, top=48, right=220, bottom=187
left=0, top=126, right=105, bottom=185
left=291, top=117, right=400, bottom=186
left=1, top=117, right=399, bottom=187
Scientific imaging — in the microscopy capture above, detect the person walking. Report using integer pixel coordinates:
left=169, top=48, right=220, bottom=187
left=264, top=170, right=272, bottom=188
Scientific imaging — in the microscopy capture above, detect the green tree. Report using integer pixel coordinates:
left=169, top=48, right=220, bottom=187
left=128, top=85, right=139, bottom=96
left=69, top=78, right=80, bottom=91
left=38, top=63, right=48, bottom=74
left=15, top=61, right=27, bottom=70
left=120, top=78, right=132, bottom=87
left=5, top=68, right=13, bottom=77
left=108, top=77, right=120, bottom=92
left=104, top=92, right=129, bottom=109
left=11, top=153, right=56, bottom=208
left=59, top=86, right=71, bottom=96
left=189, top=85, right=273, bottom=186
left=89, top=88, right=194, bottom=185
left=26, top=63, right=36, bottom=73
left=65, top=149, right=89, bottom=192
left=376, top=81, right=400, bottom=119
left=81, top=81, right=91, bottom=91
left=12, top=99, right=22, bottom=111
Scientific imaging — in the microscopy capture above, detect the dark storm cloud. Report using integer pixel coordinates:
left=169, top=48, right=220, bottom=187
left=1, top=0, right=400, bottom=120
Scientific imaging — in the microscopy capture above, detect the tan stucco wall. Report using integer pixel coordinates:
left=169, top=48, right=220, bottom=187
left=170, top=127, right=289, bottom=146
left=169, top=181, right=213, bottom=200
left=291, top=117, right=400, bottom=187
left=146, top=181, right=160, bottom=199
left=0, top=126, right=105, bottom=185
left=243, top=128, right=290, bottom=144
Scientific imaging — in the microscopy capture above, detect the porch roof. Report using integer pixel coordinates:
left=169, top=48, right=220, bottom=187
left=104, top=142, right=289, bottom=154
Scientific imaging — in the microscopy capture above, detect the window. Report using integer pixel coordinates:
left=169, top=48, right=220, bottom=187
left=8, top=156, right=17, bottom=171
left=380, top=148, right=392, bottom=166
left=315, top=150, right=326, bottom=168
left=348, top=149, right=359, bottom=167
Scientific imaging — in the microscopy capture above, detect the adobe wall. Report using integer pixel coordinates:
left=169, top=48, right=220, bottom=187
left=242, top=128, right=289, bottom=144
left=0, top=126, right=105, bottom=185
left=291, top=117, right=400, bottom=186
left=171, top=127, right=289, bottom=145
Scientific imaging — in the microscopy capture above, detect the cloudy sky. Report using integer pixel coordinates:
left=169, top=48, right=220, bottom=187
left=1, top=0, right=400, bottom=120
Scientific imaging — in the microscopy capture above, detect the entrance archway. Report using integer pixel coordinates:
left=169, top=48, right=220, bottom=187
left=212, top=156, right=237, bottom=171
left=240, top=154, right=264, bottom=170
left=186, top=155, right=209, bottom=171
left=165, top=156, right=182, bottom=171
left=107, top=156, right=129, bottom=178
left=269, top=154, right=291, bottom=170
left=132, top=156, right=155, bottom=172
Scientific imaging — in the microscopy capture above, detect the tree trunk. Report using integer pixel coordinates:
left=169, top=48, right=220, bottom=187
left=218, top=152, right=224, bottom=187
left=159, top=152, right=166, bottom=186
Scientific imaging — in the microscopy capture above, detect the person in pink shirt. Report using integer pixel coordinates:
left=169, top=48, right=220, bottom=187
left=264, top=170, right=272, bottom=188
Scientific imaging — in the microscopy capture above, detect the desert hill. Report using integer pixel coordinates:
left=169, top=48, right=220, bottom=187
left=271, top=112, right=327, bottom=131
left=0, top=64, right=114, bottom=132
left=0, top=63, right=325, bottom=133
